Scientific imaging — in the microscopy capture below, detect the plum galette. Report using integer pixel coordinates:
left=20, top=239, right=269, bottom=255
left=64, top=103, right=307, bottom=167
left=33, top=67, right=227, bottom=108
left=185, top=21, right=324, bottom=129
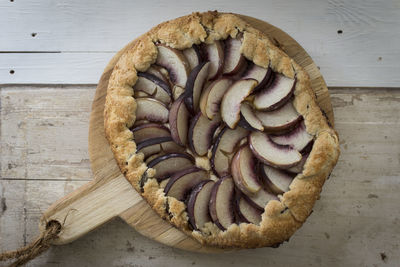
left=104, top=11, right=340, bottom=248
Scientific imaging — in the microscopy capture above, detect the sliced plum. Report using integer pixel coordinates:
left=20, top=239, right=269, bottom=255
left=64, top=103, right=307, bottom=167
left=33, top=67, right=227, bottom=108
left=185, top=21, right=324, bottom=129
left=220, top=79, right=258, bottom=129
left=147, top=153, right=195, bottom=181
left=270, top=122, right=313, bottom=151
left=164, top=167, right=208, bottom=201
left=135, top=72, right=172, bottom=104
left=146, top=65, right=170, bottom=85
left=260, top=164, right=295, bottom=194
left=253, top=74, right=295, bottom=111
left=242, top=63, right=272, bottom=91
left=238, top=102, right=264, bottom=131
left=287, top=152, right=309, bottom=174
left=199, top=78, right=233, bottom=119
left=184, top=61, right=210, bottom=113
left=188, top=112, right=221, bottom=156
left=211, top=126, right=248, bottom=177
left=242, top=187, right=278, bottom=210
left=202, top=41, right=224, bottom=80
left=249, top=131, right=302, bottom=169
left=131, top=123, right=170, bottom=143
left=183, top=45, right=202, bottom=70
left=187, top=180, right=215, bottom=230
left=209, top=176, right=235, bottom=230
left=136, top=137, right=184, bottom=158
left=255, top=101, right=302, bottom=134
left=231, top=144, right=262, bottom=196
left=156, top=44, right=190, bottom=87
left=222, top=38, right=246, bottom=75
left=169, top=95, right=190, bottom=146
left=135, top=98, right=169, bottom=123
left=235, top=193, right=262, bottom=225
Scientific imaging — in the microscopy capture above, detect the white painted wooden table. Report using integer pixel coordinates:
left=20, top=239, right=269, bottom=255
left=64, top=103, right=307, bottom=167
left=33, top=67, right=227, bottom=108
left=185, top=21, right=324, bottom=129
left=1, top=1, right=399, bottom=266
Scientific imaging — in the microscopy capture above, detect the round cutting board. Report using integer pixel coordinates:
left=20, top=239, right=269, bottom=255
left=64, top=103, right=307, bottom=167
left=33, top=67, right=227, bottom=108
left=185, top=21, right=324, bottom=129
left=88, top=14, right=334, bottom=253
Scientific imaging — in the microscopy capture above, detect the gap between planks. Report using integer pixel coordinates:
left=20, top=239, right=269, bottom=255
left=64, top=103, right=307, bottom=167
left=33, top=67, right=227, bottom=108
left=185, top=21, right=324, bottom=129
left=0, top=178, right=92, bottom=182
left=2, top=84, right=400, bottom=90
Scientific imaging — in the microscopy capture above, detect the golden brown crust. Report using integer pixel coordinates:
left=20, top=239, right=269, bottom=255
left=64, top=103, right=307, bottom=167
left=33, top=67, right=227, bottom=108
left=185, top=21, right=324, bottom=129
left=104, top=11, right=340, bottom=248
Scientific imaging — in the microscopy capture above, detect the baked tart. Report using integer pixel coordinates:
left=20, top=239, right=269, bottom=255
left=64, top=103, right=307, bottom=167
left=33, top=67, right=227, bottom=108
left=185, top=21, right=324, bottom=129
left=104, top=11, right=340, bottom=249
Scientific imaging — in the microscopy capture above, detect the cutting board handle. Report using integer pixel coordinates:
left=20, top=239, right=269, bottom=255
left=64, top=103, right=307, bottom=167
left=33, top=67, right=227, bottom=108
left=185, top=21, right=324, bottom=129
left=39, top=174, right=139, bottom=245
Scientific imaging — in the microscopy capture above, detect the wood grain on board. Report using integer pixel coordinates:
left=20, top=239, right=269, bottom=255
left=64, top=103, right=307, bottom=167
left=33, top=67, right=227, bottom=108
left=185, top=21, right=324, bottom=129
left=1, top=0, right=400, bottom=86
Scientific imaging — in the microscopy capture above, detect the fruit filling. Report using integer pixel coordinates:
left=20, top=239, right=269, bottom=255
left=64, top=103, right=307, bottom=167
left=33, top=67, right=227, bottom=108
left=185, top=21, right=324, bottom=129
left=131, top=38, right=314, bottom=231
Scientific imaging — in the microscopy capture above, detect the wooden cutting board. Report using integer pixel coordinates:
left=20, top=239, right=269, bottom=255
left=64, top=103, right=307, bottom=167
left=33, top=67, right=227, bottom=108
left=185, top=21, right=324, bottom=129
left=39, top=14, right=334, bottom=253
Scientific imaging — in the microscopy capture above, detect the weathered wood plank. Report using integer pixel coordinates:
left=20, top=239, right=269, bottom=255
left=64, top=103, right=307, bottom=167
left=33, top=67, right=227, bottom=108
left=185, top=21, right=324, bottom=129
left=0, top=180, right=88, bottom=251
left=1, top=52, right=399, bottom=87
left=1, top=86, right=400, bottom=266
left=0, top=180, right=26, bottom=251
left=0, top=0, right=399, bottom=86
left=0, top=53, right=112, bottom=84
left=0, top=86, right=95, bottom=180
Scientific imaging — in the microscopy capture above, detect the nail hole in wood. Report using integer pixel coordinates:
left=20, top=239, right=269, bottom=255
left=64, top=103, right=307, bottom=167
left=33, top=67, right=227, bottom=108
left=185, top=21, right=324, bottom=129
left=337, top=30, right=343, bottom=34
left=9, top=70, right=15, bottom=74
left=31, top=33, right=37, bottom=37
